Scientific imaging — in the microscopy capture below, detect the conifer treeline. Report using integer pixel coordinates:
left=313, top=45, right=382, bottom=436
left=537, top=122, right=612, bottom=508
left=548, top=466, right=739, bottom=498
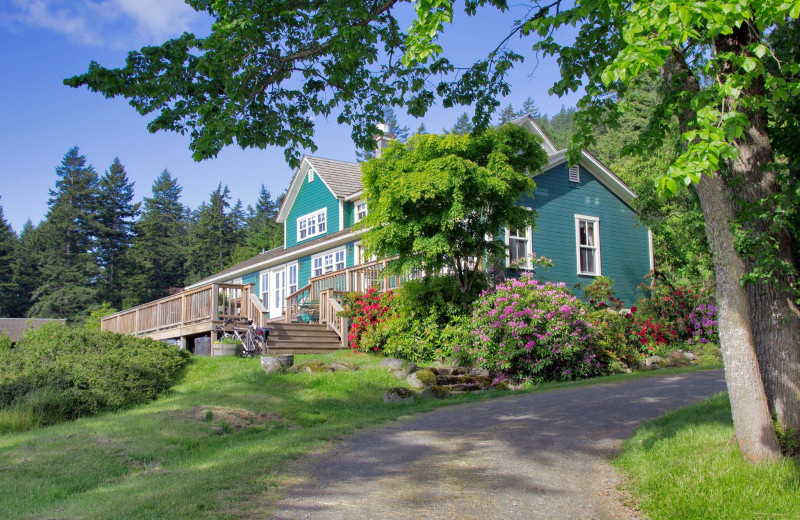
left=0, top=147, right=284, bottom=322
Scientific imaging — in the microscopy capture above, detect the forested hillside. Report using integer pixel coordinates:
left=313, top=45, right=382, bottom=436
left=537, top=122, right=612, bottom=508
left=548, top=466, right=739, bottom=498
left=0, top=149, right=284, bottom=322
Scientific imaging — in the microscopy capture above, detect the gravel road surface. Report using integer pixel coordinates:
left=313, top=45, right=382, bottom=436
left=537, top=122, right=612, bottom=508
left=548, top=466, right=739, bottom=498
left=274, top=369, right=726, bottom=520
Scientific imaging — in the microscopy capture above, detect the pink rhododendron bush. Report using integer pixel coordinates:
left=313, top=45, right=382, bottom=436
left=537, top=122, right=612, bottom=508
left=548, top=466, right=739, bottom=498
left=457, top=275, right=604, bottom=384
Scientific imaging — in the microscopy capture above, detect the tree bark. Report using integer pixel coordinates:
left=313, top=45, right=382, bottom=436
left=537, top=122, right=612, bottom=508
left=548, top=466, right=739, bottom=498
left=715, top=23, right=800, bottom=432
left=662, top=53, right=782, bottom=460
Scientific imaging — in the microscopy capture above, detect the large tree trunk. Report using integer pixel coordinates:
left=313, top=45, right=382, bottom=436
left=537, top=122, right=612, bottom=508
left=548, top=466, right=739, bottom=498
left=715, top=23, right=800, bottom=432
left=662, top=53, right=782, bottom=460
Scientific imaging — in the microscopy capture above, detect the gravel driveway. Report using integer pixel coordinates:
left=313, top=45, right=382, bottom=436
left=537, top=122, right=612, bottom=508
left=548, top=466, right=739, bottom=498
left=274, top=369, right=726, bottom=520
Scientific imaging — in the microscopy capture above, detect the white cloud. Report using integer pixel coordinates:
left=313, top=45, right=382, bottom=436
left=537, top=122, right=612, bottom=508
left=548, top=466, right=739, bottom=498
left=0, top=0, right=202, bottom=46
left=1, top=0, right=103, bottom=45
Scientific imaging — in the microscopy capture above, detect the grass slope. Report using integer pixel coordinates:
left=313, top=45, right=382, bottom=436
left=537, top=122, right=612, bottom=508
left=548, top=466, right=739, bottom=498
left=615, top=393, right=800, bottom=519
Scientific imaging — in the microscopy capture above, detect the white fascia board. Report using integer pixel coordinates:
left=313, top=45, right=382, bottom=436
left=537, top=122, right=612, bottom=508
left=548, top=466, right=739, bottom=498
left=338, top=199, right=344, bottom=231
left=345, top=190, right=363, bottom=201
left=185, top=229, right=366, bottom=289
left=513, top=115, right=559, bottom=154
left=542, top=151, right=638, bottom=207
left=276, top=157, right=311, bottom=224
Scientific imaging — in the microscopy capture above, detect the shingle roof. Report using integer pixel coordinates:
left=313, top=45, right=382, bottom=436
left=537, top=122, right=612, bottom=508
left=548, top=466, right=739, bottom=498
left=189, top=227, right=359, bottom=287
left=0, top=318, right=66, bottom=342
left=305, top=157, right=363, bottom=198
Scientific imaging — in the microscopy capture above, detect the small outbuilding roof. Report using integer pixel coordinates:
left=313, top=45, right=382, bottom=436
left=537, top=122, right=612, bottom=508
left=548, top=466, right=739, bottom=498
left=0, top=318, right=66, bottom=342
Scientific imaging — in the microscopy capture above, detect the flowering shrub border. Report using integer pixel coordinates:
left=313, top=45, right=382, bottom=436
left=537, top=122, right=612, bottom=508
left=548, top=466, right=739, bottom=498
left=459, top=276, right=603, bottom=384
left=340, top=288, right=395, bottom=352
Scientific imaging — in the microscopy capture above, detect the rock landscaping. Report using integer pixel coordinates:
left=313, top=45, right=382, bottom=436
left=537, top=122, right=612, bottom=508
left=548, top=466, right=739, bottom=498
left=638, top=350, right=701, bottom=370
left=379, top=358, right=506, bottom=402
left=260, top=357, right=361, bottom=375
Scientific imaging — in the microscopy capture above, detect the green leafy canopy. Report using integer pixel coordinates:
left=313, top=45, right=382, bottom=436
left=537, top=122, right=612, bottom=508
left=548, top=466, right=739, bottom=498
left=358, top=123, right=547, bottom=293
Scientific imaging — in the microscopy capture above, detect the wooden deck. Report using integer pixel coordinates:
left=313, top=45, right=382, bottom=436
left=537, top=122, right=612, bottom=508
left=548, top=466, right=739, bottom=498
left=100, top=258, right=411, bottom=351
left=101, top=283, right=269, bottom=342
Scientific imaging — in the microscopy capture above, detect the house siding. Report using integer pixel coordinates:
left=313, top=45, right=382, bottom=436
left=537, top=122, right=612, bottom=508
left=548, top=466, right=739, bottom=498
left=520, top=162, right=650, bottom=305
left=343, top=201, right=355, bottom=228
left=285, top=173, right=340, bottom=249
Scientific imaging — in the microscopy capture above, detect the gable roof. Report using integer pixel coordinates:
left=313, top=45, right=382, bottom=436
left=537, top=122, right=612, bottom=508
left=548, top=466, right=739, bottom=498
left=545, top=149, right=638, bottom=205
left=276, top=156, right=363, bottom=223
left=510, top=115, right=559, bottom=154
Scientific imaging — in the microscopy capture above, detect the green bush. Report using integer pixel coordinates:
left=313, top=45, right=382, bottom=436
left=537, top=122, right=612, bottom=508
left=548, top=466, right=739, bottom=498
left=358, top=276, right=483, bottom=363
left=0, top=325, right=189, bottom=431
left=0, top=331, right=13, bottom=352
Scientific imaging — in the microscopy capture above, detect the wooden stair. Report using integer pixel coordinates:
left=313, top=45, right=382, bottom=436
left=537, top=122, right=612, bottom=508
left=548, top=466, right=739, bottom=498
left=264, top=323, right=345, bottom=354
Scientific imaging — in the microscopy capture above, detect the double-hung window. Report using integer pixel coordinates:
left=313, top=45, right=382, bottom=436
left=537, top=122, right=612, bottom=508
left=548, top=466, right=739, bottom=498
left=287, top=264, right=298, bottom=295
left=297, top=209, right=327, bottom=241
left=507, top=227, right=531, bottom=267
left=575, top=215, right=601, bottom=275
left=312, top=248, right=346, bottom=277
left=355, top=201, right=368, bottom=222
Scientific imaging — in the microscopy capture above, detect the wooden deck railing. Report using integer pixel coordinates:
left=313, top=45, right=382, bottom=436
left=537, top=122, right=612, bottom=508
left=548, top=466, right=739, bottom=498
left=101, top=282, right=267, bottom=337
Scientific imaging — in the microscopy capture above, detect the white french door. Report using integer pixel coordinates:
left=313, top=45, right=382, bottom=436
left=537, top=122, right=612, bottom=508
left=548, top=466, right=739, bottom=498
left=273, top=268, right=286, bottom=315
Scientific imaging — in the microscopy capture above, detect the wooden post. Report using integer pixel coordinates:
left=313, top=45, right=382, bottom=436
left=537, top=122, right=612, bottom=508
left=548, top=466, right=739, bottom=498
left=212, top=284, right=220, bottom=321
left=340, top=317, right=349, bottom=348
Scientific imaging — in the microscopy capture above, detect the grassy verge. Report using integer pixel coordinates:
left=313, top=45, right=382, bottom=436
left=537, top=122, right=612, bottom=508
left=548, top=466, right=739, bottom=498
left=0, top=352, right=719, bottom=520
left=615, top=393, right=800, bottom=519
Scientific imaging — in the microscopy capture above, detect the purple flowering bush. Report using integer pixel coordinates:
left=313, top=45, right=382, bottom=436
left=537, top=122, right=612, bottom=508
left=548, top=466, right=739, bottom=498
left=457, top=275, right=604, bottom=383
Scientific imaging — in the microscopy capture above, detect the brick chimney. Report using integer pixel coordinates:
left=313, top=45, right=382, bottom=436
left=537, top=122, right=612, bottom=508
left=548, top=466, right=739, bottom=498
left=374, top=122, right=395, bottom=158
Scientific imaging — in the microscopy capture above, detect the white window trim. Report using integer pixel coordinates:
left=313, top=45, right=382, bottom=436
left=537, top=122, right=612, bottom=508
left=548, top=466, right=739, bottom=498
left=311, top=247, right=346, bottom=278
left=296, top=208, right=327, bottom=242
left=354, top=200, right=368, bottom=223
left=575, top=214, right=601, bottom=276
left=505, top=226, right=533, bottom=268
left=287, top=262, right=298, bottom=296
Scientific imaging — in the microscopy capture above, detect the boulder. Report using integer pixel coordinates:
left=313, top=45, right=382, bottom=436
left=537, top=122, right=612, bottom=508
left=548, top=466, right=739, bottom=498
left=643, top=355, right=667, bottom=369
left=683, top=351, right=698, bottom=361
left=383, top=387, right=417, bottom=403
left=329, top=361, right=359, bottom=372
left=380, top=358, right=407, bottom=371
left=412, top=368, right=437, bottom=386
left=406, top=372, right=426, bottom=389
left=293, top=360, right=330, bottom=373
left=468, top=366, right=490, bottom=378
left=260, top=356, right=283, bottom=375
left=421, top=385, right=449, bottom=399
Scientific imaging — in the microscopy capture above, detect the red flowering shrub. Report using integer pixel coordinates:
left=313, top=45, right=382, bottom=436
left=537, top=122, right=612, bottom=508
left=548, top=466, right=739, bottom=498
left=340, top=288, right=396, bottom=353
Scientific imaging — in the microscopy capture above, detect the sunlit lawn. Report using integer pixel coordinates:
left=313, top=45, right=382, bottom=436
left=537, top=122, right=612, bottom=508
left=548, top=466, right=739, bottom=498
left=615, top=393, right=800, bottom=519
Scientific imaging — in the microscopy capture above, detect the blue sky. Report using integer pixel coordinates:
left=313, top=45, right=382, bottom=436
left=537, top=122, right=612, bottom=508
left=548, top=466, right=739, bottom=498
left=0, top=1, right=581, bottom=232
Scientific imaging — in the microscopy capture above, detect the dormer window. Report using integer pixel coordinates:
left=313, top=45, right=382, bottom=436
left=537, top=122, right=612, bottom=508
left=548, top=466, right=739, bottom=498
left=297, top=208, right=327, bottom=241
left=355, top=201, right=368, bottom=222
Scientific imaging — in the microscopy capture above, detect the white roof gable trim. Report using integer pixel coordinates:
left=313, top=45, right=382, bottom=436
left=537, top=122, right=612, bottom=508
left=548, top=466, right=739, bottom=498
left=544, top=150, right=638, bottom=206
left=277, top=157, right=339, bottom=224
left=511, top=115, right=559, bottom=154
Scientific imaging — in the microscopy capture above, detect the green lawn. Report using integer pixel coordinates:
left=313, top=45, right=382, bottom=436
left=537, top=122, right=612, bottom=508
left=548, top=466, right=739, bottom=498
left=615, top=393, right=800, bottom=519
left=0, top=352, right=721, bottom=520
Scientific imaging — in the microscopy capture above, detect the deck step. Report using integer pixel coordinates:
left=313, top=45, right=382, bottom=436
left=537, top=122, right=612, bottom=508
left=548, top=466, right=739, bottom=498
left=262, top=322, right=345, bottom=354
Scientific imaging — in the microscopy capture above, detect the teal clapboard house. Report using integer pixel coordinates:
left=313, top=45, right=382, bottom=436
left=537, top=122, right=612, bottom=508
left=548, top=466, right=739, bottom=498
left=188, top=115, right=653, bottom=317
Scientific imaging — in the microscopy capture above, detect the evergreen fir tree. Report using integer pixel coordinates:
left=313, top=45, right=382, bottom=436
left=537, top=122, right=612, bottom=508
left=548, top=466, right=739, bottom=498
left=415, top=122, right=427, bottom=135
left=187, top=184, right=236, bottom=281
left=497, top=104, right=518, bottom=124
left=0, top=200, right=18, bottom=317
left=447, top=112, right=474, bottom=135
left=11, top=220, right=42, bottom=318
left=520, top=97, right=543, bottom=119
left=124, top=169, right=186, bottom=306
left=29, top=147, right=100, bottom=321
left=233, top=185, right=283, bottom=262
left=96, top=158, right=140, bottom=308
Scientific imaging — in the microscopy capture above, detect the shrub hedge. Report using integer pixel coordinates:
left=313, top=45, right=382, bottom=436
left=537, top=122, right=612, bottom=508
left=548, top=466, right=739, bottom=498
left=0, top=325, right=189, bottom=431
